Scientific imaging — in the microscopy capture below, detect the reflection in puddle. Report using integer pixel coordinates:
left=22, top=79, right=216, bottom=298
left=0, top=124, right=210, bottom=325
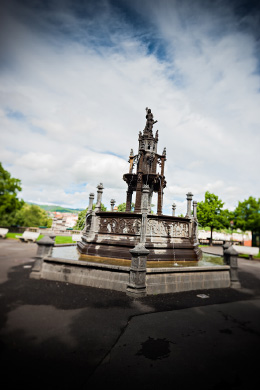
left=51, top=246, right=224, bottom=268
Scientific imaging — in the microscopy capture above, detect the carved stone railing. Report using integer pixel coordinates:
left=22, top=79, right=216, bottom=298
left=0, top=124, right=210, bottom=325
left=146, top=218, right=189, bottom=238
left=99, top=216, right=142, bottom=235
left=95, top=212, right=142, bottom=236
left=90, top=212, right=191, bottom=239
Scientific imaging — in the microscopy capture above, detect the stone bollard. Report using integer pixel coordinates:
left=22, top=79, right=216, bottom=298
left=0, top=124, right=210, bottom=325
left=186, top=192, right=193, bottom=217
left=83, top=193, right=95, bottom=233
left=172, top=202, right=176, bottom=216
left=48, top=233, right=56, bottom=241
left=35, top=235, right=55, bottom=258
left=223, top=245, right=241, bottom=289
left=110, top=199, right=116, bottom=212
left=30, top=235, right=55, bottom=279
left=223, top=242, right=231, bottom=262
left=95, top=183, right=104, bottom=211
left=126, top=243, right=149, bottom=297
left=88, top=193, right=95, bottom=212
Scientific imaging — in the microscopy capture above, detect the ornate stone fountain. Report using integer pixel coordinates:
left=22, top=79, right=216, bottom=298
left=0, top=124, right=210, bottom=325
left=32, top=108, right=231, bottom=297
left=77, top=108, right=202, bottom=263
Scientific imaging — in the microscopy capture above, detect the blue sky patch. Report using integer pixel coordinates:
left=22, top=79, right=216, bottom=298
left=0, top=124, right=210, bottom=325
left=65, top=183, right=88, bottom=194
left=6, top=108, right=26, bottom=121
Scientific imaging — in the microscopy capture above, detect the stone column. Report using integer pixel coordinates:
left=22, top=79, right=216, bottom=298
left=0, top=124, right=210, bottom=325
left=30, top=235, right=55, bottom=279
left=125, top=186, right=133, bottom=212
left=157, top=150, right=166, bottom=216
left=192, top=200, right=198, bottom=242
left=110, top=199, right=116, bottom=212
left=157, top=187, right=163, bottom=216
left=134, top=172, right=143, bottom=212
left=193, top=200, right=197, bottom=219
left=95, top=183, right=104, bottom=211
left=186, top=192, right=193, bottom=217
left=129, top=149, right=134, bottom=173
left=141, top=184, right=149, bottom=212
left=172, top=203, right=176, bottom=216
left=88, top=193, right=95, bottom=213
left=127, top=184, right=150, bottom=297
left=148, top=188, right=153, bottom=214
left=223, top=245, right=241, bottom=288
left=140, top=184, right=149, bottom=243
left=160, top=154, right=166, bottom=176
left=84, top=193, right=95, bottom=233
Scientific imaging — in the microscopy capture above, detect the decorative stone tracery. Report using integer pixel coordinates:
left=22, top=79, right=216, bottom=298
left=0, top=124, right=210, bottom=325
left=147, top=219, right=189, bottom=237
left=98, top=215, right=189, bottom=238
left=99, top=217, right=141, bottom=235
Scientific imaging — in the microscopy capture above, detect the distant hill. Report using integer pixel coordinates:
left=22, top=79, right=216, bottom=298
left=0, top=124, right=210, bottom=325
left=27, top=202, right=84, bottom=214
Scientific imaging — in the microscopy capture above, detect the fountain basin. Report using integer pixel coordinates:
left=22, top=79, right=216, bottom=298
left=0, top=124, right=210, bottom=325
left=77, top=212, right=202, bottom=262
left=31, top=245, right=230, bottom=295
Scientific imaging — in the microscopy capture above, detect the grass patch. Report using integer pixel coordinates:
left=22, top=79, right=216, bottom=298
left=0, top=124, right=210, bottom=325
left=239, top=252, right=260, bottom=259
left=55, top=236, right=75, bottom=244
left=5, top=232, right=75, bottom=244
left=6, top=232, right=44, bottom=241
left=6, top=232, right=22, bottom=239
left=239, top=254, right=250, bottom=259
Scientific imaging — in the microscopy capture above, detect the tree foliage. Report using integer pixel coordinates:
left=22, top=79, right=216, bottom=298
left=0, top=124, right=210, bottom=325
left=74, top=203, right=107, bottom=230
left=0, top=163, right=52, bottom=227
left=116, top=202, right=135, bottom=212
left=233, top=196, right=260, bottom=233
left=74, top=207, right=88, bottom=230
left=0, top=162, right=24, bottom=226
left=197, top=191, right=231, bottom=242
left=15, top=204, right=51, bottom=227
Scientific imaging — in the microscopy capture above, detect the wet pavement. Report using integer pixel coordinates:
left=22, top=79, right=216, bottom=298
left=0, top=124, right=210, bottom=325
left=0, top=239, right=260, bottom=389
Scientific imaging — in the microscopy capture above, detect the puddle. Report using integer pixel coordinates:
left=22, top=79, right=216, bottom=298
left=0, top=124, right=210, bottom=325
left=136, top=337, right=172, bottom=360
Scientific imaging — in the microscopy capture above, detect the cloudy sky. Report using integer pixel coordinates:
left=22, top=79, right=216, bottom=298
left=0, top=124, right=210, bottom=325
left=1, top=0, right=260, bottom=215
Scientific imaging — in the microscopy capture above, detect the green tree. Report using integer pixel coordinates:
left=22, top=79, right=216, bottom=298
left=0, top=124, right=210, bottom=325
left=74, top=208, right=88, bottom=230
left=117, top=202, right=135, bottom=212
left=117, top=202, right=126, bottom=212
left=233, top=196, right=260, bottom=235
left=74, top=203, right=107, bottom=230
left=197, top=191, right=230, bottom=244
left=0, top=162, right=24, bottom=226
left=15, top=204, right=51, bottom=227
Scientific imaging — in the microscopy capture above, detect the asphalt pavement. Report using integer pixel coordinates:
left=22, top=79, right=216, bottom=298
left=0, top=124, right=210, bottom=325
left=0, top=239, right=260, bottom=389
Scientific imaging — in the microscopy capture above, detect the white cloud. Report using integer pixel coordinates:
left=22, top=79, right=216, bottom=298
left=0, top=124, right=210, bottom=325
left=0, top=0, right=259, bottom=214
